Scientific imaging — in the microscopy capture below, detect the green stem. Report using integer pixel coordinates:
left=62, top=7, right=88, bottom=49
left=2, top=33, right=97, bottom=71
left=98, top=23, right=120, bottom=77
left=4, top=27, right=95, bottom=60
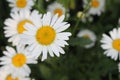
left=72, top=2, right=90, bottom=36
left=35, top=0, right=45, bottom=13
left=109, top=72, right=112, bottom=80
left=119, top=72, right=120, bottom=80
left=72, top=18, right=81, bottom=36
left=118, top=58, right=120, bottom=79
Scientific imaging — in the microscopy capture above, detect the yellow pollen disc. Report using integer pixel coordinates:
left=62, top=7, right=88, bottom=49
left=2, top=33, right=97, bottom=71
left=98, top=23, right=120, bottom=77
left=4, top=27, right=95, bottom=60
left=112, top=39, right=120, bottom=51
left=12, top=53, right=26, bottom=67
left=6, top=75, right=19, bottom=80
left=17, top=20, right=32, bottom=34
left=54, top=8, right=63, bottom=17
left=91, top=0, right=100, bottom=8
left=36, top=26, right=56, bottom=45
left=16, top=0, right=27, bottom=8
left=83, top=34, right=90, bottom=39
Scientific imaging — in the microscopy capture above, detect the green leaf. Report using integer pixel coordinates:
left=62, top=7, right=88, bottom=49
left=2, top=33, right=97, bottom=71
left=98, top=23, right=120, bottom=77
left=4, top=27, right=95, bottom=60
left=39, top=64, right=52, bottom=79
left=69, top=37, right=92, bottom=46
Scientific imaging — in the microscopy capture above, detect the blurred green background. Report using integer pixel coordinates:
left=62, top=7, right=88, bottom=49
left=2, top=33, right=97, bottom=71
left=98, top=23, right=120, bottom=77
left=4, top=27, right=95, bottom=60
left=0, top=0, right=120, bottom=80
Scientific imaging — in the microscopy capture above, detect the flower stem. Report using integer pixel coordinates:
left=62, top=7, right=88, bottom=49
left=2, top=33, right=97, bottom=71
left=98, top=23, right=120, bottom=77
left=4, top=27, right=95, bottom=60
left=72, top=2, right=90, bottom=36
left=109, top=72, right=112, bottom=80
left=118, top=61, right=120, bottom=79
left=118, top=72, right=120, bottom=80
left=35, top=0, right=46, bottom=13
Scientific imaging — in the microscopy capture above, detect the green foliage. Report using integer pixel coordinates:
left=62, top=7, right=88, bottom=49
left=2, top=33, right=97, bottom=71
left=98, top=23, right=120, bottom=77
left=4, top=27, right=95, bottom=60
left=69, top=37, right=92, bottom=46
left=0, top=0, right=120, bottom=80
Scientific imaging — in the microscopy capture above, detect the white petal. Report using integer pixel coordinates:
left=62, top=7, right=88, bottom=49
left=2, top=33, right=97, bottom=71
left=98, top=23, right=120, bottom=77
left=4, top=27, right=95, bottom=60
left=56, top=23, right=70, bottom=32
left=53, top=15, right=65, bottom=29
left=41, top=46, right=48, bottom=61
left=50, top=14, right=58, bottom=26
left=6, top=46, right=16, bottom=55
left=51, top=44, right=60, bottom=57
left=42, top=12, right=51, bottom=26
left=48, top=46, right=54, bottom=57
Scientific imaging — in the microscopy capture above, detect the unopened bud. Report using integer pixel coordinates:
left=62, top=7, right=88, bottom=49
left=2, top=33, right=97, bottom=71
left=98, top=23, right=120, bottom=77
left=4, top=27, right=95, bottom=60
left=77, top=11, right=85, bottom=19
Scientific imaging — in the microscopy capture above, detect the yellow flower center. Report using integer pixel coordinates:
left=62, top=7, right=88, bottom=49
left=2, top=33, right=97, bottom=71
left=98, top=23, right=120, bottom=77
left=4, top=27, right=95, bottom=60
left=6, top=75, right=19, bottom=80
left=12, top=53, right=26, bottom=67
left=54, top=8, right=63, bottom=17
left=83, top=34, right=90, bottom=39
left=17, top=20, right=32, bottom=34
left=112, top=39, right=120, bottom=51
left=91, top=0, right=100, bottom=8
left=16, top=0, right=27, bottom=8
left=36, top=26, right=56, bottom=45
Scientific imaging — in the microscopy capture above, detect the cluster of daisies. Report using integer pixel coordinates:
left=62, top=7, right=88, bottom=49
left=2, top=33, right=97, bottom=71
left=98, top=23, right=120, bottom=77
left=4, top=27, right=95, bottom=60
left=0, top=0, right=71, bottom=80
left=0, top=0, right=119, bottom=79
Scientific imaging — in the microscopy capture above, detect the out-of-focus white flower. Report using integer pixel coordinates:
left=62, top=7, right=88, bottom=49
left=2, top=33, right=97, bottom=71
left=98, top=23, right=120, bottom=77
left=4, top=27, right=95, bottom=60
left=83, top=0, right=105, bottom=16
left=77, top=29, right=96, bottom=48
left=7, top=0, right=34, bottom=12
left=47, top=2, right=65, bottom=17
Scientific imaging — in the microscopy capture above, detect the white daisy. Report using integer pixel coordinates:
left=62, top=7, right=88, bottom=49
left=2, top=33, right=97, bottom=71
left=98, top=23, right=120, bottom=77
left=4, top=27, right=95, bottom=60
left=21, top=12, right=71, bottom=61
left=77, top=29, right=96, bottom=48
left=7, top=0, right=34, bottom=12
left=4, top=10, right=42, bottom=46
left=47, top=2, right=65, bottom=17
left=83, top=0, right=105, bottom=16
left=101, top=28, right=120, bottom=60
left=0, top=45, right=37, bottom=77
left=0, top=66, right=31, bottom=80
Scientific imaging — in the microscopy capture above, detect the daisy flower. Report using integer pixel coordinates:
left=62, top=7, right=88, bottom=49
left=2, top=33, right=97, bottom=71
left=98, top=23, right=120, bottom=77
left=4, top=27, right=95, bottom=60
left=4, top=10, right=42, bottom=46
left=21, top=12, right=71, bottom=61
left=101, top=28, right=120, bottom=60
left=7, top=0, right=34, bottom=12
left=47, top=2, right=65, bottom=17
left=0, top=66, right=31, bottom=80
left=83, top=0, right=105, bottom=16
left=77, top=29, right=96, bottom=48
left=0, top=45, right=37, bottom=77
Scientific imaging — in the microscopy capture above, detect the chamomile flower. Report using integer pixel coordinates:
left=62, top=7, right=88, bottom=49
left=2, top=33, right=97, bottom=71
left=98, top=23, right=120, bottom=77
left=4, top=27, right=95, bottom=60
left=7, top=0, right=34, bottom=12
left=83, top=0, right=105, bottom=16
left=0, top=66, right=31, bottom=80
left=77, top=29, right=96, bottom=48
left=0, top=46, right=37, bottom=77
left=21, top=12, right=71, bottom=61
left=47, top=2, right=65, bottom=17
left=101, top=28, right=120, bottom=60
left=4, top=10, right=42, bottom=46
